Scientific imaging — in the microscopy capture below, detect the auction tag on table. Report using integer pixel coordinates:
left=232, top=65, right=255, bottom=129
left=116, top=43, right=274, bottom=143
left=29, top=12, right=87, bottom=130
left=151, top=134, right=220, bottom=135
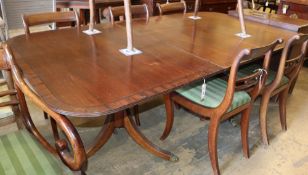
left=282, top=5, right=289, bottom=14
left=265, top=1, right=269, bottom=6
left=200, top=79, right=207, bottom=101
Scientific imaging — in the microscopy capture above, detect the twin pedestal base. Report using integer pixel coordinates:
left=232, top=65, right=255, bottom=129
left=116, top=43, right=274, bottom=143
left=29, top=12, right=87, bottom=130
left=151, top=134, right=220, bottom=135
left=85, top=109, right=179, bottom=162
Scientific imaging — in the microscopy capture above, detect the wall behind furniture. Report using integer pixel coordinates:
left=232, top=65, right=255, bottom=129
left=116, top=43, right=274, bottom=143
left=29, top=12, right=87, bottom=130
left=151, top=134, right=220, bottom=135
left=3, top=0, right=52, bottom=29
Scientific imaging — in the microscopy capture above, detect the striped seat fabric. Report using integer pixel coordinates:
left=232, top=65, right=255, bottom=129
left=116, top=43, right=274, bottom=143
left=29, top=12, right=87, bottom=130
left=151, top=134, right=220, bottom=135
left=238, top=64, right=289, bottom=87
left=0, top=131, right=72, bottom=175
left=176, top=78, right=251, bottom=112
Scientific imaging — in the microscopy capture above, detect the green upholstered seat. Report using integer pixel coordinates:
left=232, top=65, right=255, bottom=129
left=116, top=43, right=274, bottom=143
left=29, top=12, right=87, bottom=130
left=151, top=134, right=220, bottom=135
left=176, top=78, right=251, bottom=112
left=0, top=131, right=72, bottom=175
left=238, top=64, right=289, bottom=87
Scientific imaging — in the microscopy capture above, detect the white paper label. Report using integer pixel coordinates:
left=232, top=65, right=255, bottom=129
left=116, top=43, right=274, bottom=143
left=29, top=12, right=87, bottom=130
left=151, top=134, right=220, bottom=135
left=282, top=6, right=288, bottom=14
left=265, top=1, right=269, bottom=6
left=201, top=79, right=207, bottom=101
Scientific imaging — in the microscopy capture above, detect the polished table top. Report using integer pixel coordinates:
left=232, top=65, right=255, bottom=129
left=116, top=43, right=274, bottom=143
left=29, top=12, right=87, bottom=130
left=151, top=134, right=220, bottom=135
left=228, top=9, right=308, bottom=32
left=117, top=13, right=296, bottom=68
left=7, top=12, right=296, bottom=117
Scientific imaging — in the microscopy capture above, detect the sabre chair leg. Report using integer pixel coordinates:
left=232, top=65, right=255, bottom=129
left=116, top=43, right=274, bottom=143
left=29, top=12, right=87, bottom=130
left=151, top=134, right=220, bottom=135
left=160, top=94, right=174, bottom=140
left=279, top=89, right=288, bottom=131
left=208, top=117, right=221, bottom=175
left=259, top=94, right=271, bottom=146
left=240, top=106, right=252, bottom=159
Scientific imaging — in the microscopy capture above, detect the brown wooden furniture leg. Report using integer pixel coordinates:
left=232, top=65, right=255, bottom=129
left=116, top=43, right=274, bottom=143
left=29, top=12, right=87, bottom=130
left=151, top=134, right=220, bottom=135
left=86, top=116, right=114, bottom=157
left=279, top=89, right=288, bottom=131
left=259, top=93, right=271, bottom=146
left=160, top=94, right=174, bottom=140
left=240, top=106, right=252, bottom=159
left=123, top=109, right=179, bottom=162
left=208, top=117, right=220, bottom=175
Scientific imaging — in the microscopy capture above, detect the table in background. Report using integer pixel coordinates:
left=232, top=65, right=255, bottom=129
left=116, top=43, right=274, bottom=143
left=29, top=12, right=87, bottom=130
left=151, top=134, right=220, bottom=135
left=278, top=0, right=308, bottom=20
left=139, top=0, right=237, bottom=16
left=228, top=9, right=308, bottom=32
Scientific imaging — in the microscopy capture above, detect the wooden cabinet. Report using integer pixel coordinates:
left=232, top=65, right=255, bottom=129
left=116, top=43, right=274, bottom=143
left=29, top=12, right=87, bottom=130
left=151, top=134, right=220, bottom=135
left=277, top=0, right=308, bottom=20
left=140, top=0, right=237, bottom=16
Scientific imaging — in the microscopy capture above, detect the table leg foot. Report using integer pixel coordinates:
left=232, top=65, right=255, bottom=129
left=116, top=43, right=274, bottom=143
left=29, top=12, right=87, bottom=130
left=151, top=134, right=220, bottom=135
left=123, top=109, right=178, bottom=161
left=86, top=115, right=114, bottom=157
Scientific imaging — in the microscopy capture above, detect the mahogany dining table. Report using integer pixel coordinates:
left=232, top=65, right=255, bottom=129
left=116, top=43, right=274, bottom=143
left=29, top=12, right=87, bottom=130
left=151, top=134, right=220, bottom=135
left=7, top=12, right=296, bottom=162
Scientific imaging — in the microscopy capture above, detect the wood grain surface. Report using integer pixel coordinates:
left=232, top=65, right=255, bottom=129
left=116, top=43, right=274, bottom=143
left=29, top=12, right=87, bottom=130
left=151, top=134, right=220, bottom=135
left=7, top=12, right=296, bottom=117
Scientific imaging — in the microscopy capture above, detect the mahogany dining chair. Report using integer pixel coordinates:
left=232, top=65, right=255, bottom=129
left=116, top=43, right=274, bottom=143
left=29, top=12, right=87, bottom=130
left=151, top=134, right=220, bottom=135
left=160, top=39, right=282, bottom=175
left=239, top=34, right=308, bottom=145
left=22, top=11, right=80, bottom=37
left=0, top=44, right=23, bottom=128
left=0, top=45, right=88, bottom=175
left=156, top=1, right=187, bottom=15
left=105, top=4, right=149, bottom=24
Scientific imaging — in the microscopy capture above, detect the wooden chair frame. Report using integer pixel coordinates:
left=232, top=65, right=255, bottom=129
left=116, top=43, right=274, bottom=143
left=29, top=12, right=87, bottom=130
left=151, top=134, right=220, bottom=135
left=259, top=34, right=308, bottom=145
left=22, top=11, right=80, bottom=37
left=3, top=45, right=88, bottom=174
left=161, top=39, right=282, bottom=175
left=288, top=25, right=308, bottom=94
left=0, top=46, right=23, bottom=128
left=107, top=4, right=149, bottom=24
left=156, top=1, right=187, bottom=16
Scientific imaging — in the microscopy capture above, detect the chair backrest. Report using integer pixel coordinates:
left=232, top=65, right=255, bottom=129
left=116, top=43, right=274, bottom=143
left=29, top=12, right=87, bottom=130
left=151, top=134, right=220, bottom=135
left=156, top=1, right=187, bottom=16
left=22, top=11, right=80, bottom=36
left=218, top=39, right=282, bottom=114
left=106, top=4, right=149, bottom=24
left=269, top=34, right=308, bottom=91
